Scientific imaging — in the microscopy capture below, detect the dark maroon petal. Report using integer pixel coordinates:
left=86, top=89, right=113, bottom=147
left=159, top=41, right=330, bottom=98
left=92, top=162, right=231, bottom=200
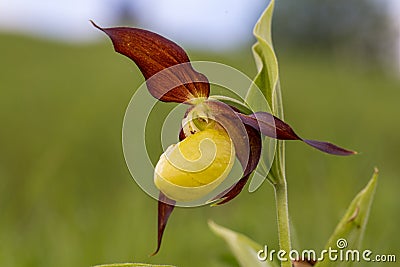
left=151, top=192, right=175, bottom=256
left=91, top=21, right=209, bottom=103
left=212, top=175, right=251, bottom=206
left=204, top=100, right=251, bottom=173
left=239, top=112, right=356, bottom=156
left=212, top=124, right=262, bottom=205
left=178, top=128, right=186, bottom=141
left=240, top=124, right=262, bottom=175
left=239, top=112, right=299, bottom=140
left=204, top=100, right=263, bottom=205
left=151, top=109, right=189, bottom=255
left=303, top=139, right=356, bottom=156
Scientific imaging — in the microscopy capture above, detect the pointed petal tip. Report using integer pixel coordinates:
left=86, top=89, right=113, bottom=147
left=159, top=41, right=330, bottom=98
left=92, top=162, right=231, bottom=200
left=90, top=20, right=103, bottom=32
left=208, top=175, right=252, bottom=206
left=349, top=149, right=359, bottom=155
left=154, top=193, right=175, bottom=257
left=340, top=149, right=357, bottom=156
left=342, top=149, right=358, bottom=156
left=209, top=197, right=227, bottom=207
left=240, top=111, right=357, bottom=157
left=303, top=139, right=357, bottom=156
left=149, top=247, right=160, bottom=257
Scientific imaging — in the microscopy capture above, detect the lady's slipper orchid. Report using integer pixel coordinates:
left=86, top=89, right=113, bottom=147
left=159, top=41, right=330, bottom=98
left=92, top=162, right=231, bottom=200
left=92, top=21, right=356, bottom=254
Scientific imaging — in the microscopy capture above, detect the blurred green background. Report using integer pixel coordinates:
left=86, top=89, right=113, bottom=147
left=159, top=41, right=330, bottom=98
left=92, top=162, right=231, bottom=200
left=1, top=33, right=399, bottom=267
left=1, top=1, right=400, bottom=266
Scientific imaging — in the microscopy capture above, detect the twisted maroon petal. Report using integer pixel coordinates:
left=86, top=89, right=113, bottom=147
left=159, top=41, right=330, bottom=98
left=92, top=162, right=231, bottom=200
left=204, top=100, right=262, bottom=205
left=212, top=124, right=262, bottom=205
left=152, top=124, right=189, bottom=255
left=152, top=192, right=175, bottom=256
left=239, top=112, right=356, bottom=156
left=92, top=21, right=209, bottom=103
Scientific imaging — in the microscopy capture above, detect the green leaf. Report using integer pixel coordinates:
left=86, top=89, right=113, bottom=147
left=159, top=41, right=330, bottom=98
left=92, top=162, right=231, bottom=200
left=315, top=168, right=378, bottom=267
left=245, top=0, right=284, bottom=187
left=247, top=0, right=281, bottom=117
left=209, top=221, right=278, bottom=267
left=92, top=264, right=175, bottom=267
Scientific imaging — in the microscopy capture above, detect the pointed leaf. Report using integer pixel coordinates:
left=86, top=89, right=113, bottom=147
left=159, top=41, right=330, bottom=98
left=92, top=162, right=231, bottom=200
left=247, top=0, right=281, bottom=117
left=239, top=112, right=356, bottom=156
left=92, top=21, right=209, bottom=103
left=209, top=221, right=278, bottom=267
left=315, top=169, right=378, bottom=267
left=245, top=0, right=285, bottom=184
left=152, top=192, right=175, bottom=256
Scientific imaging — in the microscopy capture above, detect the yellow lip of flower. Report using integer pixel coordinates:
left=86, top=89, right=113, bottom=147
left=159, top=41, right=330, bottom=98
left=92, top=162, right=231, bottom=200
left=154, top=128, right=235, bottom=202
left=164, top=137, right=217, bottom=173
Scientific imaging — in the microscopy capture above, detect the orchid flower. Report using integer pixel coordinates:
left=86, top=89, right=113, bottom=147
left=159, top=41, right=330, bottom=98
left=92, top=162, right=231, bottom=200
left=91, top=21, right=356, bottom=255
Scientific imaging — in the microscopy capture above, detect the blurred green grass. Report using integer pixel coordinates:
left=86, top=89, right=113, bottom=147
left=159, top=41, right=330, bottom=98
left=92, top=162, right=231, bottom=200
left=0, top=33, right=399, bottom=266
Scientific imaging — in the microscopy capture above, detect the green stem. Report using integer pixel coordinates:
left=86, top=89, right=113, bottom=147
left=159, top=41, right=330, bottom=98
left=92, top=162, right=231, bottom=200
left=274, top=179, right=292, bottom=267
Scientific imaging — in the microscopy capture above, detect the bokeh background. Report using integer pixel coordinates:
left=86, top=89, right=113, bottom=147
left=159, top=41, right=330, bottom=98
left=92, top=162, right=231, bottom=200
left=0, top=0, right=399, bottom=266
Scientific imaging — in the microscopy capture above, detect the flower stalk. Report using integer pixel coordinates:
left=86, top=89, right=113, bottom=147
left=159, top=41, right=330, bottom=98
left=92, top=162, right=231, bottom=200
left=274, top=178, right=292, bottom=267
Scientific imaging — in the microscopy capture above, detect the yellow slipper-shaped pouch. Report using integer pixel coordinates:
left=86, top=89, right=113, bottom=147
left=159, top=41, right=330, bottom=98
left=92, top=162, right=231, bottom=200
left=154, top=128, right=235, bottom=202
